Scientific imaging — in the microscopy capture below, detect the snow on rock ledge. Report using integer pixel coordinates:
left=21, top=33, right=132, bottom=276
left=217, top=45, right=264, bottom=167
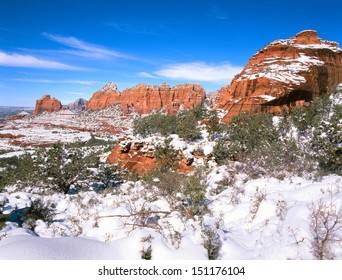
left=216, top=30, right=342, bottom=122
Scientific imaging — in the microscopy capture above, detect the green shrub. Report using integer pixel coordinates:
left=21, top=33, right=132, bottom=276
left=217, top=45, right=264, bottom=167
left=144, top=170, right=207, bottom=219
left=0, top=213, right=7, bottom=230
left=176, top=110, right=201, bottom=141
left=0, top=153, right=37, bottom=190
left=1, top=142, right=121, bottom=194
left=182, top=176, right=207, bottom=217
left=211, top=94, right=340, bottom=178
left=92, top=164, right=122, bottom=192
left=190, top=103, right=205, bottom=120
left=212, top=139, right=231, bottom=165
left=212, top=110, right=318, bottom=178
left=289, top=94, right=341, bottom=175
left=291, top=106, right=313, bottom=132
left=205, top=110, right=221, bottom=135
left=202, top=227, right=221, bottom=260
left=213, top=112, right=280, bottom=163
left=85, top=135, right=116, bottom=147
left=312, top=107, right=342, bottom=175
left=19, top=199, right=53, bottom=230
left=291, top=95, right=332, bottom=132
left=154, top=138, right=180, bottom=172
left=141, top=235, right=153, bottom=260
left=146, top=170, right=183, bottom=197
left=39, top=142, right=95, bottom=194
left=133, top=105, right=203, bottom=140
left=133, top=113, right=177, bottom=137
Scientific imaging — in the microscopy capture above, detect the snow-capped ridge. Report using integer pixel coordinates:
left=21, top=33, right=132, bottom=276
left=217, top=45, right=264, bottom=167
left=100, top=82, right=119, bottom=93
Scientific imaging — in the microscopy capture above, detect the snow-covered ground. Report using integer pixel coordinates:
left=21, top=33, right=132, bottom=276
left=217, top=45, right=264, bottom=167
left=1, top=172, right=341, bottom=260
left=0, top=106, right=133, bottom=150
left=0, top=98, right=341, bottom=260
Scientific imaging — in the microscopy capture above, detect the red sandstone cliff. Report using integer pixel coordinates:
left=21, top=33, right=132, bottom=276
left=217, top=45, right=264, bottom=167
left=216, top=30, right=342, bottom=122
left=33, top=95, right=62, bottom=115
left=86, top=82, right=205, bottom=114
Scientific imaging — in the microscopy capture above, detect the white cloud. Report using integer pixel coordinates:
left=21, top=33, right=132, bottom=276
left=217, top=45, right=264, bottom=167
left=155, top=61, right=243, bottom=82
left=42, top=33, right=134, bottom=60
left=0, top=51, right=79, bottom=70
left=66, top=80, right=97, bottom=85
left=138, top=72, right=158, bottom=78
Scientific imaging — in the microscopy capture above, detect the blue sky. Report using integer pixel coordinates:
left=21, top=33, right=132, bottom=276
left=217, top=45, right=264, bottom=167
left=0, top=0, right=341, bottom=106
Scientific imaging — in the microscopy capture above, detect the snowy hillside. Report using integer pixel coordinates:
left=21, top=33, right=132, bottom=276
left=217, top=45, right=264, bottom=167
left=0, top=173, right=341, bottom=260
left=0, top=105, right=134, bottom=149
left=0, top=91, right=341, bottom=260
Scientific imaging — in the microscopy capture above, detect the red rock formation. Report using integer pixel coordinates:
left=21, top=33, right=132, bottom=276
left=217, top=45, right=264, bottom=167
left=106, top=138, right=206, bottom=175
left=33, top=95, right=62, bottom=115
left=216, top=30, right=342, bottom=122
left=86, top=82, right=205, bottom=114
left=106, top=138, right=157, bottom=175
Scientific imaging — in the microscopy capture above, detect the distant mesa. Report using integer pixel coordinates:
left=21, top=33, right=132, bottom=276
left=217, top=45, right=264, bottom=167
left=86, top=82, right=206, bottom=115
left=33, top=94, right=62, bottom=115
left=65, top=98, right=88, bottom=113
left=8, top=110, right=31, bottom=121
left=216, top=30, right=342, bottom=122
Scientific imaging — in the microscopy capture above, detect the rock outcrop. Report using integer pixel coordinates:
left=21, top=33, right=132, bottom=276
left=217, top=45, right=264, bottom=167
left=107, top=137, right=207, bottom=175
left=65, top=98, right=87, bottom=112
left=86, top=82, right=205, bottom=115
left=33, top=95, right=62, bottom=115
left=107, top=138, right=157, bottom=175
left=8, top=111, right=30, bottom=121
left=216, top=30, right=342, bottom=122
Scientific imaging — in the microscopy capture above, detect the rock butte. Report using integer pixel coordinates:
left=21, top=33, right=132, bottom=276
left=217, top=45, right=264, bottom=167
left=33, top=95, right=62, bottom=115
left=86, top=82, right=206, bottom=115
left=216, top=30, right=342, bottom=122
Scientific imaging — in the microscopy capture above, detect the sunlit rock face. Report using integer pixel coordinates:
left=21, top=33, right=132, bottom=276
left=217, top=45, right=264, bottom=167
left=86, top=82, right=206, bottom=115
left=33, top=95, right=62, bottom=115
left=216, top=30, right=342, bottom=122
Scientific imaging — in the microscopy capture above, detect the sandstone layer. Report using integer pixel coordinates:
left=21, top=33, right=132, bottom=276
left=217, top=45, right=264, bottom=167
left=86, top=82, right=205, bottom=114
left=216, top=30, right=342, bottom=122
